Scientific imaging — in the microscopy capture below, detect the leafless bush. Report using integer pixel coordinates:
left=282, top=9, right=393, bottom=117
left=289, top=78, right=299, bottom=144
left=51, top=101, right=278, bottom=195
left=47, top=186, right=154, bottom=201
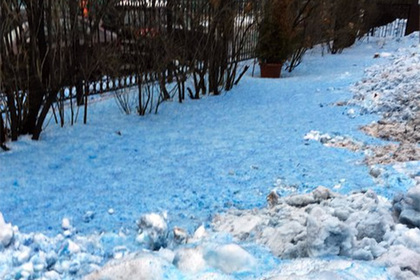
left=114, top=88, right=136, bottom=115
left=0, top=0, right=121, bottom=142
left=1, top=0, right=261, bottom=145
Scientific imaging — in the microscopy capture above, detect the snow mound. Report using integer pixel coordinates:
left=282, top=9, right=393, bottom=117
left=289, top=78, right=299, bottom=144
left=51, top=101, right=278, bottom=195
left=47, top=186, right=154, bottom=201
left=203, top=243, right=256, bottom=274
left=173, top=247, right=207, bottom=274
left=213, top=186, right=420, bottom=278
left=84, top=253, right=166, bottom=280
left=0, top=213, right=135, bottom=279
left=351, top=44, right=420, bottom=121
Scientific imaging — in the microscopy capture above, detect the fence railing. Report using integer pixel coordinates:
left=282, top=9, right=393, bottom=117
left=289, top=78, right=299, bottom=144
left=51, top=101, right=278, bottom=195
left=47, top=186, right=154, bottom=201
left=1, top=0, right=260, bottom=98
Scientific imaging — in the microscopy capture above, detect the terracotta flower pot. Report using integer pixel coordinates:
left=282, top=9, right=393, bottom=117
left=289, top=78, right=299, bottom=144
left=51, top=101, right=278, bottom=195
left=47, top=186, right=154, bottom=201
left=260, top=63, right=283, bottom=78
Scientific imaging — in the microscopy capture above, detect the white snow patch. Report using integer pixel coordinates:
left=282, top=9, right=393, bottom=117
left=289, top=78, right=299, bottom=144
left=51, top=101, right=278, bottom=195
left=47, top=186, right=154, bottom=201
left=85, top=254, right=165, bottom=280
left=204, top=243, right=256, bottom=274
left=61, top=218, right=71, bottom=231
left=0, top=213, right=14, bottom=248
left=173, top=247, right=207, bottom=274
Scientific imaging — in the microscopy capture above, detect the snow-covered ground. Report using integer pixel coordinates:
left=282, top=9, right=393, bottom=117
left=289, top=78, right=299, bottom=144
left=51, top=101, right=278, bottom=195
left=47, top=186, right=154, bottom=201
left=1, top=32, right=420, bottom=279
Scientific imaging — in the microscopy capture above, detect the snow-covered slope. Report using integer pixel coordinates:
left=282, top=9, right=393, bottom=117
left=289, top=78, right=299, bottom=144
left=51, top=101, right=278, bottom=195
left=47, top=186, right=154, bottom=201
left=1, top=32, right=420, bottom=279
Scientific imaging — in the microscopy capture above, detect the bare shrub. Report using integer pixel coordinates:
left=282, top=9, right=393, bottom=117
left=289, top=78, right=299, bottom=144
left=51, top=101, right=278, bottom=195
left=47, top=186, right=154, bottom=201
left=114, top=88, right=136, bottom=115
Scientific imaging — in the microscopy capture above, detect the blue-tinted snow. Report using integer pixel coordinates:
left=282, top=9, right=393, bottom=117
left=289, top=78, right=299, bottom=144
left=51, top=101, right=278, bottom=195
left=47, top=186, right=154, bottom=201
left=0, top=33, right=419, bottom=279
left=0, top=38, right=411, bottom=236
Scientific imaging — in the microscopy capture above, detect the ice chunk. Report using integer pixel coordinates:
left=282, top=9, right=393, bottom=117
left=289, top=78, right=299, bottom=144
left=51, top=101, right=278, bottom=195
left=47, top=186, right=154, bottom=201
left=313, top=186, right=332, bottom=201
left=173, top=247, right=206, bottom=274
left=14, top=246, right=31, bottom=264
left=85, top=254, right=165, bottom=280
left=138, top=213, right=167, bottom=233
left=214, top=211, right=266, bottom=241
left=0, top=213, right=14, bottom=248
left=284, top=194, right=315, bottom=207
left=21, top=262, right=34, bottom=276
left=59, top=240, right=81, bottom=256
left=261, top=221, right=306, bottom=258
left=399, top=208, right=420, bottom=228
left=377, top=245, right=420, bottom=279
left=407, top=185, right=420, bottom=211
left=306, top=206, right=354, bottom=257
left=61, top=218, right=71, bottom=230
left=44, top=270, right=61, bottom=280
left=157, top=248, right=175, bottom=263
left=67, top=240, right=81, bottom=254
left=204, top=244, right=255, bottom=274
left=395, top=185, right=420, bottom=228
left=193, top=225, right=207, bottom=241
left=137, top=213, right=168, bottom=250
left=173, top=227, right=188, bottom=244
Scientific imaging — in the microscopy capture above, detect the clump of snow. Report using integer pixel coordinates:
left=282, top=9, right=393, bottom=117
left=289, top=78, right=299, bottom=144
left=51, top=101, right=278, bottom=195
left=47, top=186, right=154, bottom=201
left=204, top=243, right=256, bottom=274
left=393, top=184, right=420, bottom=228
left=173, top=247, right=207, bottom=274
left=0, top=213, right=133, bottom=279
left=61, top=218, right=71, bottom=231
left=303, top=130, right=331, bottom=143
left=0, top=213, right=14, bottom=248
left=136, top=213, right=168, bottom=250
left=304, top=130, right=364, bottom=152
left=84, top=253, right=166, bottom=280
left=377, top=245, right=420, bottom=280
left=213, top=186, right=420, bottom=277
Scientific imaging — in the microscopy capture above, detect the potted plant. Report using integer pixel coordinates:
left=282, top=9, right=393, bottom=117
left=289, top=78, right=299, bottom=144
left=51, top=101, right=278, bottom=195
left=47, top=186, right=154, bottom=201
left=256, top=0, right=294, bottom=78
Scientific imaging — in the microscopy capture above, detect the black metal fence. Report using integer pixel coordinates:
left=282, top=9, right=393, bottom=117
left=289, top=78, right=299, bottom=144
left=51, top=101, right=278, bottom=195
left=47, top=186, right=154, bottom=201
left=1, top=0, right=260, bottom=98
left=0, top=0, right=262, bottom=142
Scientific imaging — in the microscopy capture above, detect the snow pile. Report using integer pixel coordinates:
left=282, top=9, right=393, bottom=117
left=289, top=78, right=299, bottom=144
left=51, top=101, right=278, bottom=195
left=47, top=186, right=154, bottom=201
left=84, top=253, right=169, bottom=280
left=0, top=219, right=123, bottom=279
left=87, top=225, right=259, bottom=279
left=351, top=44, right=420, bottom=121
left=348, top=42, right=420, bottom=166
left=0, top=211, right=262, bottom=279
left=213, top=185, right=420, bottom=279
left=0, top=212, right=166, bottom=279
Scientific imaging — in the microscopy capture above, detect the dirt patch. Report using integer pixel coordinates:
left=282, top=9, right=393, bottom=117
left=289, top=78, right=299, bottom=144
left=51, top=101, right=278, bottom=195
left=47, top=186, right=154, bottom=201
left=365, top=142, right=420, bottom=165
left=361, top=120, right=420, bottom=144
left=313, top=123, right=420, bottom=165
left=360, top=116, right=420, bottom=164
left=324, top=138, right=363, bottom=151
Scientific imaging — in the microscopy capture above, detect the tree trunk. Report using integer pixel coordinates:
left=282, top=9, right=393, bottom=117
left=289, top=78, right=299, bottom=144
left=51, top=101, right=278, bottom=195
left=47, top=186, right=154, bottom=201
left=22, top=0, right=49, bottom=136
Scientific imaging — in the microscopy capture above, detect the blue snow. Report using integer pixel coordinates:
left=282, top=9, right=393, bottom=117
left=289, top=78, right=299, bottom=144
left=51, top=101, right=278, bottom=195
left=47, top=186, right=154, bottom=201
left=0, top=38, right=415, bottom=236
left=0, top=34, right=418, bottom=279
